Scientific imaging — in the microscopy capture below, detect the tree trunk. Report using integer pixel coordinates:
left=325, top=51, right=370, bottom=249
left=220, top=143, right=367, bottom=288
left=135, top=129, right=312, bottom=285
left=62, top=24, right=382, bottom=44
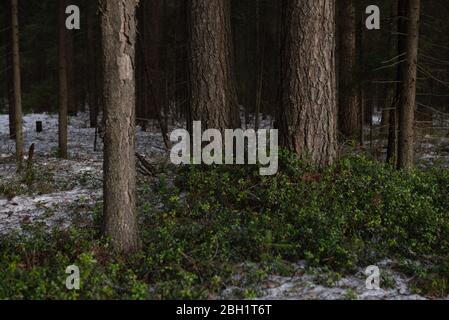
left=338, top=0, right=360, bottom=141
left=5, top=0, right=15, bottom=140
left=397, top=0, right=421, bottom=170
left=188, top=0, right=240, bottom=131
left=146, top=0, right=162, bottom=121
left=137, top=0, right=163, bottom=124
left=357, top=7, right=366, bottom=146
left=87, top=0, right=99, bottom=128
left=135, top=3, right=145, bottom=129
left=100, top=0, right=140, bottom=254
left=254, top=0, right=265, bottom=132
left=278, top=0, right=338, bottom=167
left=58, top=0, right=68, bottom=158
left=66, top=28, right=77, bottom=116
left=387, top=0, right=406, bottom=165
left=381, top=0, right=398, bottom=135
left=11, top=0, right=23, bottom=164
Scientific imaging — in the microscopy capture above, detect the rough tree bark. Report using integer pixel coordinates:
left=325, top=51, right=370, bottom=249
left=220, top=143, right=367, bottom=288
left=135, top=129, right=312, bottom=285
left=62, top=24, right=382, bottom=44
left=278, top=0, right=338, bottom=167
left=100, top=0, right=140, bottom=253
left=188, top=0, right=241, bottom=131
left=11, top=0, right=23, bottom=164
left=58, top=0, right=68, bottom=158
left=397, top=0, right=421, bottom=170
left=338, top=0, right=361, bottom=141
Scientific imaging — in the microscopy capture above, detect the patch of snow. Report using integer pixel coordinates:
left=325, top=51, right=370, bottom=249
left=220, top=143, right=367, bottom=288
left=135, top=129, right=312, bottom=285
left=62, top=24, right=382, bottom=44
left=0, top=188, right=101, bottom=235
left=0, top=112, right=169, bottom=160
left=222, top=260, right=428, bottom=300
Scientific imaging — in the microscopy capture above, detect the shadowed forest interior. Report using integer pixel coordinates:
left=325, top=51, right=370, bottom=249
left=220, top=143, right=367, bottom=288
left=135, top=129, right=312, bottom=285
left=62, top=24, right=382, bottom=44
left=1, top=0, right=449, bottom=300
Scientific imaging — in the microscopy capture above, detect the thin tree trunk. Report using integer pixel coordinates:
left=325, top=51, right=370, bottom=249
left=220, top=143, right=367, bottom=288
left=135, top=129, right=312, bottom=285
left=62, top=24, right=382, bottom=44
left=397, top=0, right=421, bottom=170
left=87, top=0, right=99, bottom=128
left=5, top=0, right=15, bottom=140
left=254, top=0, right=265, bottom=132
left=357, top=4, right=366, bottom=147
left=100, top=0, right=140, bottom=254
left=11, top=0, right=23, bottom=165
left=135, top=3, right=145, bottom=129
left=387, top=0, right=406, bottom=165
left=381, top=1, right=396, bottom=135
left=188, top=0, right=241, bottom=131
left=338, top=0, right=360, bottom=141
left=58, top=0, right=68, bottom=158
left=381, top=87, right=394, bottom=133
left=66, top=28, right=77, bottom=116
left=278, top=0, right=338, bottom=167
left=146, top=0, right=162, bottom=122
left=232, top=0, right=257, bottom=128
left=7, top=57, right=16, bottom=140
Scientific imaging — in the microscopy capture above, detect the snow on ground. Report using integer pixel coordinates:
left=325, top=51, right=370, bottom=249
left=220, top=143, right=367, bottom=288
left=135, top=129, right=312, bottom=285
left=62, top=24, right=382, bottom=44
left=228, top=260, right=429, bottom=300
left=0, top=188, right=101, bottom=235
left=0, top=157, right=103, bottom=234
left=0, top=112, right=173, bottom=235
left=0, top=112, right=168, bottom=160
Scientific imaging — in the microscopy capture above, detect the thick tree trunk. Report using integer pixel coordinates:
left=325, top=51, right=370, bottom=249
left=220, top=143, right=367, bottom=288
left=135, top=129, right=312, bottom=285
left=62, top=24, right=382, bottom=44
left=278, top=0, right=338, bottom=167
left=338, top=0, right=360, bottom=141
left=397, top=0, right=420, bottom=170
left=58, top=0, right=68, bottom=158
left=100, top=0, right=140, bottom=254
left=188, top=0, right=240, bottom=131
left=11, top=0, right=23, bottom=164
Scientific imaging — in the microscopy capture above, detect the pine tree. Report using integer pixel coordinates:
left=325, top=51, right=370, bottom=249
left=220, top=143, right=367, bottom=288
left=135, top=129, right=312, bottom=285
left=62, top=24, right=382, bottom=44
left=338, top=0, right=361, bottom=141
left=398, top=0, right=421, bottom=170
left=11, top=0, right=23, bottom=165
left=100, top=0, right=140, bottom=253
left=188, top=0, right=241, bottom=132
left=278, top=0, right=338, bottom=167
left=58, top=0, right=68, bottom=158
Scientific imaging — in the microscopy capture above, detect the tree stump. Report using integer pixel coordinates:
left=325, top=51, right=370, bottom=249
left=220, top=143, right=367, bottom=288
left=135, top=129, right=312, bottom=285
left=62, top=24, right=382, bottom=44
left=36, top=121, right=43, bottom=133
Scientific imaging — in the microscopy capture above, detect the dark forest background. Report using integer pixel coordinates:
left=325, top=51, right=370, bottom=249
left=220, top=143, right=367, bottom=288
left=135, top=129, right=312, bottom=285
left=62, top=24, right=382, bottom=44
left=2, top=0, right=449, bottom=300
left=2, top=0, right=449, bottom=129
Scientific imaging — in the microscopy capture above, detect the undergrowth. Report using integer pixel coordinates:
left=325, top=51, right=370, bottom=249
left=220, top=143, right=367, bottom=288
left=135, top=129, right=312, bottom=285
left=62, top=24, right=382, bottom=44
left=1, top=151, right=448, bottom=299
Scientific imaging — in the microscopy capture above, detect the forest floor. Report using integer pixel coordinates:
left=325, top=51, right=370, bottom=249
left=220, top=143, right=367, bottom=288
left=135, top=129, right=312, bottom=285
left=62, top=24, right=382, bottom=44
left=1, top=112, right=448, bottom=300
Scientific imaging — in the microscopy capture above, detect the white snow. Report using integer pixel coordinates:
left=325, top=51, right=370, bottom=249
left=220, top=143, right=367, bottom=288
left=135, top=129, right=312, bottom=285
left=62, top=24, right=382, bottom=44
left=0, top=188, right=101, bottom=234
left=222, top=260, right=430, bottom=300
left=0, top=112, right=174, bottom=233
left=0, top=112, right=169, bottom=160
